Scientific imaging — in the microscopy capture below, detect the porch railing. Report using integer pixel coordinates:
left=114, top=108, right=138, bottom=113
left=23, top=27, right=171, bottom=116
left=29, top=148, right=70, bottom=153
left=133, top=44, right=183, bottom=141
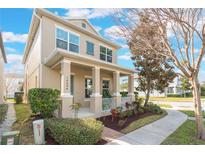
left=102, top=97, right=115, bottom=111
left=121, top=96, right=132, bottom=108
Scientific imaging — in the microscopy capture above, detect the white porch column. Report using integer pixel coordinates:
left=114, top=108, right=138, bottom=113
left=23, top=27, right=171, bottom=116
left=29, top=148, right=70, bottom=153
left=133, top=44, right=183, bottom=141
left=90, top=67, right=102, bottom=114
left=128, top=74, right=135, bottom=101
left=113, top=71, right=121, bottom=107
left=60, top=59, right=73, bottom=118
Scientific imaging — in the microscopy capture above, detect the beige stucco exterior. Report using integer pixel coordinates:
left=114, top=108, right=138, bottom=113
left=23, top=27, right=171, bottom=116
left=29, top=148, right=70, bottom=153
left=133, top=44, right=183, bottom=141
left=22, top=9, right=135, bottom=118
left=0, top=32, right=7, bottom=104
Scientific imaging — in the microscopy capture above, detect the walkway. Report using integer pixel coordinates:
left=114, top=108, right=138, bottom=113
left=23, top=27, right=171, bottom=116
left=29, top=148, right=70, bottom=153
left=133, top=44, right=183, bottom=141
left=0, top=103, right=16, bottom=143
left=107, top=109, right=187, bottom=145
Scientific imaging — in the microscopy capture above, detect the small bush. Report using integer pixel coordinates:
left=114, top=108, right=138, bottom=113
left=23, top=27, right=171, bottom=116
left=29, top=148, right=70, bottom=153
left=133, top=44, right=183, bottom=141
left=144, top=102, right=163, bottom=114
left=120, top=91, right=128, bottom=97
left=28, top=88, right=60, bottom=118
left=45, top=118, right=103, bottom=145
left=167, top=94, right=182, bottom=97
left=0, top=104, right=8, bottom=123
left=14, top=92, right=24, bottom=104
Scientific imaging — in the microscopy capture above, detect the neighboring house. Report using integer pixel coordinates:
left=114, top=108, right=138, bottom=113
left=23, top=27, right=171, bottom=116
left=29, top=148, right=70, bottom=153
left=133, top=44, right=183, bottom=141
left=0, top=32, right=7, bottom=103
left=121, top=74, right=183, bottom=97
left=5, top=73, right=24, bottom=98
left=22, top=9, right=135, bottom=118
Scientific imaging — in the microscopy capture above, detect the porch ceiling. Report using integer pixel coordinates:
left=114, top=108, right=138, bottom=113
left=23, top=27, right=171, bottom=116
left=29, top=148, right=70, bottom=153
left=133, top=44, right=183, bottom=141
left=44, top=48, right=135, bottom=75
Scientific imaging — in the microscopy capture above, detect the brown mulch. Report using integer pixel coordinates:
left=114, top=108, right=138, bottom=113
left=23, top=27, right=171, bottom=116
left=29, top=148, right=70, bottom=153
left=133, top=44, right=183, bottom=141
left=97, top=112, right=154, bottom=132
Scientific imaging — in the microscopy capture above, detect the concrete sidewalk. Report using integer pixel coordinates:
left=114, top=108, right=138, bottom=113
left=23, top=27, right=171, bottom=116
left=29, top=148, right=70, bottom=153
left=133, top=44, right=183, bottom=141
left=107, top=109, right=187, bottom=145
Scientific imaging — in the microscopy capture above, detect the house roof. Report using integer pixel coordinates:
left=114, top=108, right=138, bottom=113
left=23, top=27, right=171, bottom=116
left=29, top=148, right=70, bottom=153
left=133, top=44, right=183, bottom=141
left=0, top=32, right=7, bottom=63
left=22, top=8, right=121, bottom=64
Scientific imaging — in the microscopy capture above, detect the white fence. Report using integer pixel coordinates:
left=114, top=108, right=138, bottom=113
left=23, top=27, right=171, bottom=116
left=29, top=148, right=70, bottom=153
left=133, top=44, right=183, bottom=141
left=102, top=98, right=115, bottom=111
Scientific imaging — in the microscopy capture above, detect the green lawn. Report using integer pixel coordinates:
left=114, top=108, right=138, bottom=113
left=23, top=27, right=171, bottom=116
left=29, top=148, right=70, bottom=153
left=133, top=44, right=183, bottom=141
left=148, top=96, right=205, bottom=102
left=12, top=104, right=34, bottom=144
left=0, top=104, right=8, bottom=123
left=121, top=110, right=167, bottom=134
left=158, top=104, right=173, bottom=108
left=6, top=98, right=15, bottom=103
left=161, top=120, right=205, bottom=145
left=180, top=110, right=205, bottom=118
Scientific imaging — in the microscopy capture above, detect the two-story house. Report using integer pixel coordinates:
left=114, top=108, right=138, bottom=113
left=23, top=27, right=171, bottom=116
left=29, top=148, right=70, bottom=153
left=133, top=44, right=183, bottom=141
left=0, top=32, right=7, bottom=103
left=22, top=9, right=135, bottom=118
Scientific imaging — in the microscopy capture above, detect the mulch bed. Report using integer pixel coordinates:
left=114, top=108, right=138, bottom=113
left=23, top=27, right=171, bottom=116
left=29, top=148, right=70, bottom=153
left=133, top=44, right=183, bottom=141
left=97, top=112, right=154, bottom=132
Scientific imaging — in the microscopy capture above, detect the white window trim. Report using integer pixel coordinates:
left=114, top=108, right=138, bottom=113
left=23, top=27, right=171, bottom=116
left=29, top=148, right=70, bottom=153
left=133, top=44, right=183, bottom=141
left=55, top=25, right=81, bottom=53
left=99, top=44, right=113, bottom=62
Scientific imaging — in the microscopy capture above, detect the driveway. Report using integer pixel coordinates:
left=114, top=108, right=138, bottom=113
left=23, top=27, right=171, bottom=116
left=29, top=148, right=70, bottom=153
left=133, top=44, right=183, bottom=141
left=107, top=109, right=187, bottom=145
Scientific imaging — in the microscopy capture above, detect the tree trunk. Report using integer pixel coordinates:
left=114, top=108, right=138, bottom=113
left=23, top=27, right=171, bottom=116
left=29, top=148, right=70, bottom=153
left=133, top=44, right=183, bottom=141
left=192, top=75, right=205, bottom=140
left=144, top=78, right=151, bottom=106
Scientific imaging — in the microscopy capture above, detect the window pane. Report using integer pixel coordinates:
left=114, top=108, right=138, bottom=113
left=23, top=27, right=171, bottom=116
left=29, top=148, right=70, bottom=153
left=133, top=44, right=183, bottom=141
left=100, top=46, right=106, bottom=54
left=57, top=28, right=68, bottom=41
left=87, top=41, right=94, bottom=55
left=107, top=49, right=112, bottom=56
left=71, top=75, right=74, bottom=95
left=85, top=78, right=92, bottom=98
left=69, top=33, right=79, bottom=45
left=82, top=23, right=86, bottom=28
left=69, top=43, right=79, bottom=53
left=56, top=39, right=68, bottom=50
left=85, top=89, right=92, bottom=98
left=107, top=56, right=112, bottom=63
left=100, top=54, right=106, bottom=61
left=103, top=80, right=109, bottom=89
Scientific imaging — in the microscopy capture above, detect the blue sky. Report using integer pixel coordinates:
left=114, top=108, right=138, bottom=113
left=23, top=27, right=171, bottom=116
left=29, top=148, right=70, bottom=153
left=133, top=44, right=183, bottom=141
left=0, top=8, right=204, bottom=82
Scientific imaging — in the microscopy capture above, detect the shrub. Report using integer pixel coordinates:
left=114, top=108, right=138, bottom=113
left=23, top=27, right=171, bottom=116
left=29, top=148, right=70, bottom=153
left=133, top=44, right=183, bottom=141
left=167, top=94, right=182, bottom=97
left=45, top=118, right=103, bottom=145
left=0, top=104, right=8, bottom=123
left=14, top=92, right=24, bottom=104
left=144, top=102, right=163, bottom=114
left=120, top=91, right=128, bottom=97
left=102, top=89, right=112, bottom=98
left=28, top=88, right=60, bottom=118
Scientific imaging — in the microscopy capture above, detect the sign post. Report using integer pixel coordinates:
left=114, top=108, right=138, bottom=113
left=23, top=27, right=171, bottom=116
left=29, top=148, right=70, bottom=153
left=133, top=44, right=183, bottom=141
left=33, top=119, right=45, bottom=145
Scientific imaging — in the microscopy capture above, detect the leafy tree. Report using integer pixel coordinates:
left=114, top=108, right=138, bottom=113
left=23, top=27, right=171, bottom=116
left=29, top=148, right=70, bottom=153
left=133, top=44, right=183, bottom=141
left=129, top=15, right=176, bottom=106
left=180, top=77, right=191, bottom=97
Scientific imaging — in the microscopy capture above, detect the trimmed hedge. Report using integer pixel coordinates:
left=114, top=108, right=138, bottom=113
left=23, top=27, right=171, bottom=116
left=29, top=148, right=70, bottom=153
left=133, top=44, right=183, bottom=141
left=14, top=92, right=24, bottom=104
left=0, top=104, right=8, bottom=123
left=45, top=118, right=103, bottom=145
left=28, top=88, right=60, bottom=118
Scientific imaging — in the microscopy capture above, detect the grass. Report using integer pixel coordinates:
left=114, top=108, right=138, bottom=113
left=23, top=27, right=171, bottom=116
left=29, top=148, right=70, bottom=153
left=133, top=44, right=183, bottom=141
left=161, top=120, right=205, bottom=145
left=12, top=103, right=34, bottom=145
left=148, top=96, right=205, bottom=102
left=180, top=110, right=205, bottom=118
left=121, top=110, right=167, bottom=134
left=158, top=104, right=173, bottom=108
left=0, top=104, right=8, bottom=123
left=6, top=98, right=16, bottom=103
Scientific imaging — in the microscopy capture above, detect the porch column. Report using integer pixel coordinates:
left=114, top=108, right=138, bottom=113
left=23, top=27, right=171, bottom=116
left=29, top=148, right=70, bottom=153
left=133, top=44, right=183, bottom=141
left=90, top=67, right=102, bottom=114
left=113, top=71, right=121, bottom=107
left=128, top=74, right=135, bottom=101
left=60, top=59, right=73, bottom=118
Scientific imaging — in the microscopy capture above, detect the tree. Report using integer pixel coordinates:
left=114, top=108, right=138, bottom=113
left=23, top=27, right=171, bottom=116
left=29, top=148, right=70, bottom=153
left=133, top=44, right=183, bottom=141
left=115, top=8, right=205, bottom=139
left=128, top=15, right=176, bottom=106
left=180, top=77, right=191, bottom=97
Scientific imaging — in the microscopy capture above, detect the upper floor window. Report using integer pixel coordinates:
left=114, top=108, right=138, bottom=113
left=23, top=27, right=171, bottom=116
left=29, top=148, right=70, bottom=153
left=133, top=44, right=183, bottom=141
left=86, top=41, right=94, bottom=55
left=82, top=23, right=86, bottom=29
left=100, top=45, right=112, bottom=63
left=56, top=28, right=68, bottom=50
left=56, top=27, right=80, bottom=53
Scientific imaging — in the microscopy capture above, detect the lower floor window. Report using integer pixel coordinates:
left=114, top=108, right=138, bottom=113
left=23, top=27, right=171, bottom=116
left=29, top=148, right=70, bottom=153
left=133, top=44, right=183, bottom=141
left=85, top=78, right=92, bottom=98
left=71, top=75, right=74, bottom=95
left=102, top=80, right=111, bottom=98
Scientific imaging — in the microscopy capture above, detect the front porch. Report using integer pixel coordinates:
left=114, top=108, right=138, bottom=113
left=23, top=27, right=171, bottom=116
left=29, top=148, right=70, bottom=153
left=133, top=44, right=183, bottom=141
left=47, top=57, right=135, bottom=118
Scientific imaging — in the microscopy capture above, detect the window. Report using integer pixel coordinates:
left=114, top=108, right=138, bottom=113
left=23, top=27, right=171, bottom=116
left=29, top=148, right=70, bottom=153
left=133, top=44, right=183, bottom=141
left=85, top=78, right=92, bottom=98
left=82, top=23, right=86, bottom=28
left=69, top=33, right=79, bottom=53
left=86, top=41, right=94, bottom=55
left=56, top=27, right=80, bottom=53
left=56, top=28, right=68, bottom=50
left=100, top=45, right=112, bottom=63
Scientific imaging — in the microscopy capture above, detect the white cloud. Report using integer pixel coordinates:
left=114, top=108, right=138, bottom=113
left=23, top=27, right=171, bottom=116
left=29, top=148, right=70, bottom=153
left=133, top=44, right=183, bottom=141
left=5, top=47, right=16, bottom=53
left=118, top=52, right=131, bottom=60
left=7, top=54, right=22, bottom=64
left=5, top=63, right=24, bottom=74
left=202, top=57, right=205, bottom=62
left=93, top=25, right=102, bottom=32
left=2, top=32, right=28, bottom=43
left=104, top=25, right=124, bottom=40
left=121, top=44, right=129, bottom=49
left=199, top=70, right=205, bottom=83
left=64, top=8, right=116, bottom=19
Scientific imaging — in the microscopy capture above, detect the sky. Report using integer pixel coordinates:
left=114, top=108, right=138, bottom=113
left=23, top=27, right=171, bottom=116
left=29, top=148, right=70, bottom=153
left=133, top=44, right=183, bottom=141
left=0, top=8, right=204, bottom=83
